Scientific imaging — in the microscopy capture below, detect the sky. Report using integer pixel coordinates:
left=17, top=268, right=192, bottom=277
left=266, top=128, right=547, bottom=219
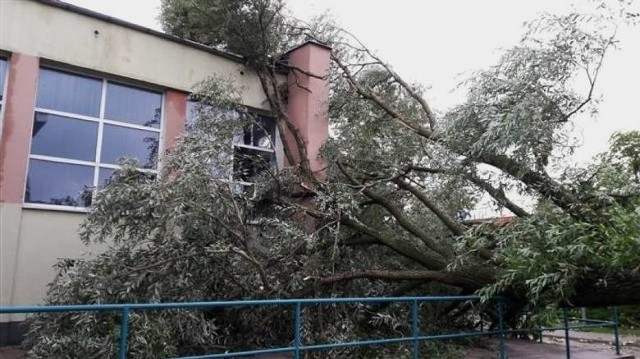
left=65, top=0, right=639, bottom=166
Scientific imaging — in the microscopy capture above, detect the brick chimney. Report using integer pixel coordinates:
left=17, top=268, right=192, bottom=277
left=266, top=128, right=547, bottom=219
left=283, top=41, right=331, bottom=178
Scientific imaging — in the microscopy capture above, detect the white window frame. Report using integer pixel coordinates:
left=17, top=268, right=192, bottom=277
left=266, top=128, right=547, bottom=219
left=232, top=119, right=278, bottom=197
left=23, top=66, right=165, bottom=212
left=186, top=100, right=278, bottom=198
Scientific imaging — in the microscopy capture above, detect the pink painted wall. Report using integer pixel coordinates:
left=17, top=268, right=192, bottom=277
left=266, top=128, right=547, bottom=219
left=162, top=90, right=187, bottom=153
left=0, top=54, right=38, bottom=203
left=285, top=42, right=331, bottom=177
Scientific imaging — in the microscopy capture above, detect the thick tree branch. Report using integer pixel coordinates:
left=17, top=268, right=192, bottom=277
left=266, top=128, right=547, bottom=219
left=338, top=162, right=450, bottom=259
left=309, top=269, right=459, bottom=286
left=309, top=266, right=494, bottom=290
left=337, top=29, right=437, bottom=130
left=478, top=153, right=594, bottom=221
left=256, top=67, right=317, bottom=184
left=365, top=55, right=437, bottom=130
left=465, top=173, right=530, bottom=218
left=332, top=53, right=437, bottom=140
left=392, top=178, right=467, bottom=236
left=339, top=216, right=447, bottom=270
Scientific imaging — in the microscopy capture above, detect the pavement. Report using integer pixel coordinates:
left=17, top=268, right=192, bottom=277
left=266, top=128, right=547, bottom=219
left=465, top=338, right=639, bottom=359
left=1, top=332, right=638, bottom=359
left=545, top=329, right=640, bottom=348
left=463, top=330, right=640, bottom=359
left=0, top=347, right=23, bottom=359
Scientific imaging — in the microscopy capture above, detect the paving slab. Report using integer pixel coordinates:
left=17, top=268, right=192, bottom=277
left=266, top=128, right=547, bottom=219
left=465, top=338, right=638, bottom=359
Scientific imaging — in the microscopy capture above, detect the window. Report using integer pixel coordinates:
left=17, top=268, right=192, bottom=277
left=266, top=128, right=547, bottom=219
left=186, top=101, right=276, bottom=194
left=0, top=57, right=8, bottom=139
left=25, top=68, right=162, bottom=208
left=232, top=115, right=277, bottom=184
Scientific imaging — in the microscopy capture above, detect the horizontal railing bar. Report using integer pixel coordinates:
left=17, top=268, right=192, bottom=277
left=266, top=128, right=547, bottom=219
left=176, top=330, right=503, bottom=358
left=570, top=318, right=616, bottom=324
left=503, top=323, right=615, bottom=335
left=175, top=346, right=296, bottom=359
left=302, top=331, right=502, bottom=352
left=0, top=295, right=486, bottom=314
left=302, top=336, right=416, bottom=351
left=415, top=330, right=502, bottom=342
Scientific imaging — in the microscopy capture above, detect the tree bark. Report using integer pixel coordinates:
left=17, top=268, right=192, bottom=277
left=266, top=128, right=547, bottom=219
left=568, top=270, right=640, bottom=307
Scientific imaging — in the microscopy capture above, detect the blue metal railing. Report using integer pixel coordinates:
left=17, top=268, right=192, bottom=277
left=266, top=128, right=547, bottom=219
left=0, top=296, right=621, bottom=358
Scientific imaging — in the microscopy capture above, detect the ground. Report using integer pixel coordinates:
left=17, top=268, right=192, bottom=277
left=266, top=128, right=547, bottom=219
left=1, top=330, right=638, bottom=358
left=465, top=338, right=638, bottom=359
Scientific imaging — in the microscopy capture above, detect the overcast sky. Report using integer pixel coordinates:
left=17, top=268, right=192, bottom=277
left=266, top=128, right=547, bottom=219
left=66, top=0, right=639, bottom=165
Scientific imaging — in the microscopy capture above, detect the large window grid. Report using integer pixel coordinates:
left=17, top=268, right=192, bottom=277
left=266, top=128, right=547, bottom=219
left=25, top=67, right=163, bottom=210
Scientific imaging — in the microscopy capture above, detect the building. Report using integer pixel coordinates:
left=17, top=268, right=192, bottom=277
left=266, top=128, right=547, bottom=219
left=0, top=0, right=329, bottom=344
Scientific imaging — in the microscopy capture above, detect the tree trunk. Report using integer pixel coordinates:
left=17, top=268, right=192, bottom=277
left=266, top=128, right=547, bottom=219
left=568, top=270, right=640, bottom=307
left=428, top=267, right=640, bottom=308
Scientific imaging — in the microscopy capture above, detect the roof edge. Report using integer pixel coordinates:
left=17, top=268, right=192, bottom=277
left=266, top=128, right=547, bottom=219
left=284, top=40, right=333, bottom=56
left=35, top=0, right=246, bottom=64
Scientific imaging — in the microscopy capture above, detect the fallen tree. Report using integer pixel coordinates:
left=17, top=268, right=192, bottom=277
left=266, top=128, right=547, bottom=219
left=24, top=0, right=640, bottom=357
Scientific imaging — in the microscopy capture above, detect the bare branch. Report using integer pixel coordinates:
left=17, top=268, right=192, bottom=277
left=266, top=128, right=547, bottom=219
left=565, top=35, right=612, bottom=120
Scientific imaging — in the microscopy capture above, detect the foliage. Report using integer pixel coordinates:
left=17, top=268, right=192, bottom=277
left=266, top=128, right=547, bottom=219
left=160, top=0, right=303, bottom=63
left=468, top=131, right=640, bottom=306
left=24, top=0, right=640, bottom=357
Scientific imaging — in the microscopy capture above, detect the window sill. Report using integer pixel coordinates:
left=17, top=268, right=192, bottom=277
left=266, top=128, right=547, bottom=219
left=22, top=203, right=89, bottom=213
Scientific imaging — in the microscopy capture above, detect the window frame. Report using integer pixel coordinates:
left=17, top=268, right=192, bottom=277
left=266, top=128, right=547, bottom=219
left=232, top=115, right=278, bottom=197
left=0, top=54, right=10, bottom=147
left=23, top=65, right=166, bottom=212
left=186, top=100, right=279, bottom=197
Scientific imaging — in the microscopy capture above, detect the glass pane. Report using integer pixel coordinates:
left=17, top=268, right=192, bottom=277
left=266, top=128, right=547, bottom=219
left=253, top=115, right=276, bottom=149
left=233, top=115, right=276, bottom=149
left=0, top=58, right=7, bottom=102
left=36, top=68, right=102, bottom=117
left=101, top=125, right=159, bottom=168
left=187, top=101, right=241, bottom=130
left=98, top=167, right=115, bottom=187
left=105, top=82, right=162, bottom=127
left=186, top=100, right=198, bottom=128
left=31, top=113, right=98, bottom=161
left=25, top=159, right=94, bottom=207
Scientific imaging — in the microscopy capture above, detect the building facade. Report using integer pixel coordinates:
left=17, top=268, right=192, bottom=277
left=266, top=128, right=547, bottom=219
left=0, top=0, right=329, bottom=343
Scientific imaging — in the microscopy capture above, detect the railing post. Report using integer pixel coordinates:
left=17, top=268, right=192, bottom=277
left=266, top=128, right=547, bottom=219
left=498, top=300, right=505, bottom=359
left=119, top=307, right=130, bottom=359
left=538, top=326, right=543, bottom=343
left=563, top=308, right=571, bottom=359
left=412, top=299, right=419, bottom=359
left=612, top=306, right=620, bottom=355
left=294, top=302, right=302, bottom=359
